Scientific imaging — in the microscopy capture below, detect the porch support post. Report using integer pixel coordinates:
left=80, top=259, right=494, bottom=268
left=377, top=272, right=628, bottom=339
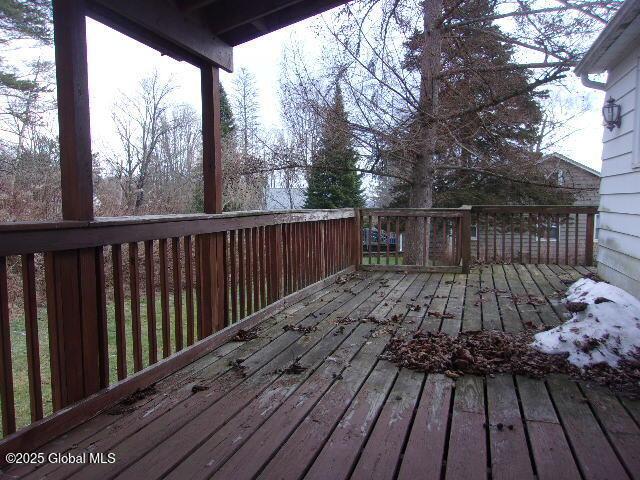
left=198, top=64, right=225, bottom=335
left=46, top=0, right=106, bottom=410
left=53, top=0, right=94, bottom=221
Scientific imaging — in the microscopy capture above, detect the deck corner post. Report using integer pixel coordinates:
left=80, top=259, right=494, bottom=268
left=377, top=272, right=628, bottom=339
left=460, top=206, right=472, bottom=273
left=354, top=209, right=362, bottom=269
left=585, top=211, right=596, bottom=266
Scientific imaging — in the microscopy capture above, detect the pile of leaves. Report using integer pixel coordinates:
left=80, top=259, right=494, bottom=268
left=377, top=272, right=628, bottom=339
left=232, top=327, right=260, bottom=342
left=283, top=324, right=318, bottom=334
left=382, top=330, right=640, bottom=397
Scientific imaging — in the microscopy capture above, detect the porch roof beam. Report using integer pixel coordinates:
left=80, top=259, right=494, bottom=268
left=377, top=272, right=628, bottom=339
left=86, top=0, right=233, bottom=71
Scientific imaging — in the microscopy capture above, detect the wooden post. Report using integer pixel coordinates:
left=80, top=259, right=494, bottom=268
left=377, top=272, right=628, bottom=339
left=53, top=0, right=94, bottom=221
left=45, top=248, right=107, bottom=409
left=42, top=1, right=107, bottom=409
left=461, top=206, right=472, bottom=273
left=585, top=212, right=595, bottom=266
left=201, top=64, right=223, bottom=214
left=354, top=209, right=362, bottom=268
left=198, top=63, right=225, bottom=335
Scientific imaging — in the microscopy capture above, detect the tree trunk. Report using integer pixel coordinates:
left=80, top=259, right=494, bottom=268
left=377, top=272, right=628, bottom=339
left=404, top=0, right=442, bottom=266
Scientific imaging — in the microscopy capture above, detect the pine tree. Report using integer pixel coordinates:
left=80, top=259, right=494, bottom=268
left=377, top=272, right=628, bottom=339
left=219, top=84, right=235, bottom=138
left=385, top=0, right=569, bottom=208
left=305, top=84, right=364, bottom=209
left=0, top=0, right=51, bottom=91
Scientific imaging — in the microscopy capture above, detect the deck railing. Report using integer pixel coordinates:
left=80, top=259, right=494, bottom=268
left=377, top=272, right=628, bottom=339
left=358, top=205, right=597, bottom=271
left=469, top=205, right=598, bottom=266
left=358, top=208, right=469, bottom=272
left=0, top=204, right=597, bottom=455
left=0, top=209, right=357, bottom=445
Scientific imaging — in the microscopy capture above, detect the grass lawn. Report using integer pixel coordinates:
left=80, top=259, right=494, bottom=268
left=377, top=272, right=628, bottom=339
left=4, top=292, right=210, bottom=436
left=362, top=254, right=404, bottom=266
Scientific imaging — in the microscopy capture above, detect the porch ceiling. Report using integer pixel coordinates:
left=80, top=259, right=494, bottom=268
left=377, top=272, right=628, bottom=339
left=85, top=0, right=351, bottom=71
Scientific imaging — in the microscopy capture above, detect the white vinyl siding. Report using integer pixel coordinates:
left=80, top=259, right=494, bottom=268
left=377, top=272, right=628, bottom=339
left=597, top=49, right=640, bottom=298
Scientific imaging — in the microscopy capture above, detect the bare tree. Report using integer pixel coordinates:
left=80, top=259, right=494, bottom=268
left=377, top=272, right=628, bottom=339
left=105, top=71, right=181, bottom=214
left=277, top=0, right=620, bottom=263
left=0, top=58, right=59, bottom=221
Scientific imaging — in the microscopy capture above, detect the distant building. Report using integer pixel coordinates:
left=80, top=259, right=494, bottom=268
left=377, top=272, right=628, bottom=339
left=575, top=0, right=640, bottom=298
left=265, top=188, right=306, bottom=211
left=540, top=153, right=601, bottom=206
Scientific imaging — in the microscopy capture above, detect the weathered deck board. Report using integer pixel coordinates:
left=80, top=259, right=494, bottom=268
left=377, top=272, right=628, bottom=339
left=4, top=266, right=639, bottom=480
left=516, top=375, right=581, bottom=480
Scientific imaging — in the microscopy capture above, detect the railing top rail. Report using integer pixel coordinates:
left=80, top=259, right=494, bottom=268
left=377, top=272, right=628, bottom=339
left=361, top=208, right=464, bottom=217
left=0, top=209, right=356, bottom=256
left=468, top=205, right=598, bottom=214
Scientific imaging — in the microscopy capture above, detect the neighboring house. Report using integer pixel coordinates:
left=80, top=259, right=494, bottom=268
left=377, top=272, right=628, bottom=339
left=265, top=188, right=306, bottom=211
left=540, top=153, right=601, bottom=205
left=575, top=0, right=640, bottom=298
left=470, top=154, right=601, bottom=263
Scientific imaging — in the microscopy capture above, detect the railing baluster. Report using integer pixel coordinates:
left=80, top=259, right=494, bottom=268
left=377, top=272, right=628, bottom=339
left=555, top=215, right=560, bottom=265
left=229, top=231, right=238, bottom=324
left=112, top=244, right=127, bottom=379
left=259, top=226, right=267, bottom=309
left=565, top=214, right=570, bottom=266
left=519, top=213, right=524, bottom=263
left=252, top=227, right=260, bottom=313
left=509, top=214, right=514, bottom=262
left=172, top=238, right=183, bottom=352
left=546, top=215, right=551, bottom=264
left=385, top=216, right=390, bottom=265
left=184, top=236, right=195, bottom=345
left=492, top=214, right=497, bottom=262
left=21, top=254, right=43, bottom=421
left=501, top=214, right=506, bottom=262
left=376, top=216, right=381, bottom=265
left=195, top=236, right=203, bottom=340
left=574, top=213, right=579, bottom=265
left=239, top=229, right=246, bottom=319
left=96, top=247, right=109, bottom=389
left=395, top=217, right=400, bottom=265
left=283, top=224, right=290, bottom=296
left=159, top=238, right=171, bottom=358
left=144, top=240, right=158, bottom=364
left=536, top=214, right=542, bottom=264
left=129, top=242, right=143, bottom=372
left=246, top=228, right=254, bottom=315
left=0, top=256, right=16, bottom=435
left=484, top=213, right=488, bottom=263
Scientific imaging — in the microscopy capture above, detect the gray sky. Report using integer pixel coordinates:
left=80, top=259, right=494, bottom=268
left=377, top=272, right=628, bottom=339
left=84, top=10, right=604, bottom=172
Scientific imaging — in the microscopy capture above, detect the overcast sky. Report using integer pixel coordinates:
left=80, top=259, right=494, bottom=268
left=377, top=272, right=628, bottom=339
left=84, top=10, right=605, bottom=171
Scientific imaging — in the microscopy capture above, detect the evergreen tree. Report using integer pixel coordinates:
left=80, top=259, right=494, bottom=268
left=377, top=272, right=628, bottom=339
left=383, top=0, right=572, bottom=208
left=219, top=84, right=235, bottom=138
left=0, top=0, right=51, bottom=91
left=305, top=84, right=364, bottom=209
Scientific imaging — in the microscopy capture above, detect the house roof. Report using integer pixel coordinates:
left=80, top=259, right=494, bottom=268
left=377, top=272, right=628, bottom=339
left=542, top=153, right=601, bottom=177
left=86, top=0, right=351, bottom=72
left=575, top=0, right=640, bottom=76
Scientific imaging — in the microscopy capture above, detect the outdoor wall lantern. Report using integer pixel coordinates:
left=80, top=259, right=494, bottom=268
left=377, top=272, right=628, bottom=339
left=602, top=97, right=622, bottom=131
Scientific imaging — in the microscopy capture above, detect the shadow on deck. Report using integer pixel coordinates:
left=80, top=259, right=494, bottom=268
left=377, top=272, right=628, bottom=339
left=4, top=265, right=639, bottom=480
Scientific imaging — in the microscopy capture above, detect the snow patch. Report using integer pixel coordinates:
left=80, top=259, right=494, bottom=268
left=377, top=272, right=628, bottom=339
left=532, top=278, right=640, bottom=368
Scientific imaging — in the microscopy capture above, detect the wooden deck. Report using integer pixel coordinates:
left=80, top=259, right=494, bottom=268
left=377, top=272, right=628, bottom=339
left=3, top=265, right=640, bottom=480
